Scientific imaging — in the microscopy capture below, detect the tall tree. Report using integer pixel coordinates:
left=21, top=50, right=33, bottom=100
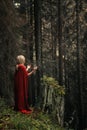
left=29, top=0, right=34, bottom=62
left=50, top=0, right=58, bottom=79
left=0, top=0, right=17, bottom=101
left=34, top=0, right=43, bottom=103
left=57, top=0, right=63, bottom=85
left=75, top=0, right=83, bottom=129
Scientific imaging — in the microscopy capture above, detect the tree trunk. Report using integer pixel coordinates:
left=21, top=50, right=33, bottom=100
left=75, top=0, right=83, bottom=129
left=34, top=0, right=43, bottom=104
left=50, top=1, right=57, bottom=79
left=57, top=0, right=63, bottom=86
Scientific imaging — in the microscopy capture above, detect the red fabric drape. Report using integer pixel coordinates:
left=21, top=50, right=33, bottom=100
left=14, top=64, right=29, bottom=111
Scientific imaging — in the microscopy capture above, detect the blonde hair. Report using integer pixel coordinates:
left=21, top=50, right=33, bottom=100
left=16, top=55, right=25, bottom=64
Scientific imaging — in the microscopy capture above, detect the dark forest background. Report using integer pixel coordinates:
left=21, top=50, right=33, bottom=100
left=0, top=0, right=87, bottom=130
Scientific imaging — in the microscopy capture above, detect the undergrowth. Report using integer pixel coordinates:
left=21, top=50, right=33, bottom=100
left=0, top=98, right=66, bottom=130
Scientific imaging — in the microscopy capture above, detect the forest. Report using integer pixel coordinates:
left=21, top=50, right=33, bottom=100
left=0, top=0, right=87, bottom=130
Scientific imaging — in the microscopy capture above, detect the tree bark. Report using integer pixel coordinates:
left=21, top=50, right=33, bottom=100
left=75, top=0, right=83, bottom=129
left=34, top=0, right=43, bottom=103
left=57, top=0, right=63, bottom=86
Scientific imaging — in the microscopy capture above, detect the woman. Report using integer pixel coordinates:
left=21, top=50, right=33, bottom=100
left=14, top=55, right=37, bottom=114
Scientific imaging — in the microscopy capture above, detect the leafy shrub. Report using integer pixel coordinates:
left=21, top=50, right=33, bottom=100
left=41, top=75, right=65, bottom=95
left=0, top=98, right=65, bottom=130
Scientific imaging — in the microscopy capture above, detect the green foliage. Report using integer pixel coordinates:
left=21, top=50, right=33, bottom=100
left=0, top=98, right=65, bottom=130
left=41, top=75, right=65, bottom=96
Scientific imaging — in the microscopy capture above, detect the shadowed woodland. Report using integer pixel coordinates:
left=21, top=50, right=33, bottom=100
left=0, top=0, right=87, bottom=130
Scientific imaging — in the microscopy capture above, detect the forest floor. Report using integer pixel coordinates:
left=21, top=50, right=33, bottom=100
left=0, top=98, right=66, bottom=130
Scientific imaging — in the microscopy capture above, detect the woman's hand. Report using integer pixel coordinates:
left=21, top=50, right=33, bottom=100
left=26, top=65, right=31, bottom=71
left=33, top=66, right=38, bottom=70
left=28, top=66, right=38, bottom=76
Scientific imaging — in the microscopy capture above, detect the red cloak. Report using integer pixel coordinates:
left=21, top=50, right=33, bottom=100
left=14, top=64, right=29, bottom=111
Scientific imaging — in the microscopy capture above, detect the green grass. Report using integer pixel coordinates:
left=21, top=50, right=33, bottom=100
left=0, top=98, right=65, bottom=130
